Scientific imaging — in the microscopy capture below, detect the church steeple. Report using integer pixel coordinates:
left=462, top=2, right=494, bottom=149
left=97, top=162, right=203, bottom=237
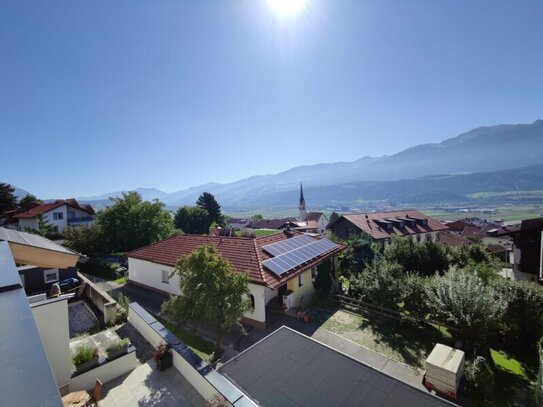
left=298, top=182, right=307, bottom=221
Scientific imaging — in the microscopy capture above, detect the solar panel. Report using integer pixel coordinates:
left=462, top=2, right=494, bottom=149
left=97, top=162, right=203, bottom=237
left=262, top=234, right=315, bottom=256
left=262, top=238, right=339, bottom=276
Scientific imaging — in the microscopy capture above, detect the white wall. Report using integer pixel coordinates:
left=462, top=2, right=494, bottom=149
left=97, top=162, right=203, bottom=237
left=69, top=351, right=138, bottom=391
left=18, top=218, right=38, bottom=231
left=128, top=257, right=179, bottom=295
left=31, top=299, right=72, bottom=388
left=43, top=205, right=68, bottom=232
left=245, top=284, right=266, bottom=323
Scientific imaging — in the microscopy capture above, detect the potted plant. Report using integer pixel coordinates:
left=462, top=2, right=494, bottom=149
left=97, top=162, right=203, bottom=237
left=72, top=345, right=99, bottom=372
left=105, top=338, right=130, bottom=360
left=154, top=343, right=172, bottom=371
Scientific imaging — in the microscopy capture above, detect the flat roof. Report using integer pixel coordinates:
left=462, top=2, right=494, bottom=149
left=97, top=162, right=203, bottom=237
left=219, top=326, right=455, bottom=407
left=0, top=242, right=62, bottom=406
left=0, top=227, right=78, bottom=256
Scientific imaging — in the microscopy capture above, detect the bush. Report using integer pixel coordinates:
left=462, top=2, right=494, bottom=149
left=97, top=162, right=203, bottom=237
left=79, top=258, right=119, bottom=279
left=314, top=260, right=333, bottom=299
left=426, top=270, right=505, bottom=341
left=338, top=234, right=375, bottom=276
left=383, top=235, right=449, bottom=276
left=71, top=346, right=98, bottom=366
left=465, top=356, right=494, bottom=405
left=63, top=224, right=104, bottom=256
left=449, top=242, right=493, bottom=268
left=401, top=273, right=431, bottom=317
left=350, top=260, right=404, bottom=310
left=106, top=338, right=130, bottom=353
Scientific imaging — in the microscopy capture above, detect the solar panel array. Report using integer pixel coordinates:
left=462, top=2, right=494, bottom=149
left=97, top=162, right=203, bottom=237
left=262, top=237, right=338, bottom=277
left=262, top=234, right=315, bottom=256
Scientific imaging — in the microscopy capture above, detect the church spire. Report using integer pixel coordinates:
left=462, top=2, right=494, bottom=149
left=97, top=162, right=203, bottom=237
left=298, top=182, right=307, bottom=221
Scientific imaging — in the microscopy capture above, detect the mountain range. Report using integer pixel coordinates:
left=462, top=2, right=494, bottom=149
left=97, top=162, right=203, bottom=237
left=73, top=120, right=542, bottom=210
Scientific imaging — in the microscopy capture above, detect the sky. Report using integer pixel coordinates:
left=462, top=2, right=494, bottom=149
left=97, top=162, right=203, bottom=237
left=1, top=0, right=542, bottom=198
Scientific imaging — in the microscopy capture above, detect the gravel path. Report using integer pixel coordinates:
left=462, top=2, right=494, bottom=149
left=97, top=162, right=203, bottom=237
left=69, top=301, right=99, bottom=338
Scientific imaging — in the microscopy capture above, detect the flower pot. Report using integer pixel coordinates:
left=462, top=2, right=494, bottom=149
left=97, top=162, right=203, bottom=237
left=106, top=347, right=128, bottom=361
left=75, top=356, right=99, bottom=373
left=303, top=314, right=310, bottom=323
left=156, top=351, right=173, bottom=371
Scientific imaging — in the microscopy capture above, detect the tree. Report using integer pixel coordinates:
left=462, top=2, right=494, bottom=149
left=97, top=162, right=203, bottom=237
left=174, top=206, right=211, bottom=234
left=465, top=356, right=494, bottom=404
left=196, top=192, right=223, bottom=225
left=338, top=234, right=376, bottom=276
left=161, top=245, right=252, bottom=358
left=495, top=279, right=543, bottom=344
left=426, top=270, right=505, bottom=340
left=350, top=260, right=404, bottom=310
left=329, top=211, right=340, bottom=224
left=24, top=214, right=58, bottom=237
left=402, top=273, right=431, bottom=317
left=449, top=241, right=493, bottom=268
left=18, top=193, right=42, bottom=208
left=0, top=183, right=17, bottom=213
left=98, top=192, right=174, bottom=253
left=252, top=214, right=264, bottom=221
left=314, top=259, right=333, bottom=299
left=63, top=223, right=104, bottom=255
left=383, top=235, right=449, bottom=276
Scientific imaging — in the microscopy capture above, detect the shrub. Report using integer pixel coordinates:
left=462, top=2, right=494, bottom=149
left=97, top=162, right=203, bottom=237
left=106, top=338, right=130, bottom=353
left=338, top=234, right=376, bottom=276
left=71, top=346, right=98, bottom=366
left=79, top=258, right=118, bottom=279
left=383, top=235, right=449, bottom=276
left=350, top=260, right=404, bottom=310
left=401, top=273, right=431, bottom=317
left=465, top=356, right=494, bottom=405
left=426, top=270, right=505, bottom=341
left=314, top=260, right=333, bottom=299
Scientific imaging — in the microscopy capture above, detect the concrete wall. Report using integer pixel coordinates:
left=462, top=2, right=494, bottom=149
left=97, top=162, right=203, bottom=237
left=18, top=217, right=38, bottom=231
left=69, top=350, right=138, bottom=391
left=129, top=257, right=180, bottom=295
left=31, top=298, right=72, bottom=389
left=78, top=273, right=119, bottom=324
left=245, top=283, right=266, bottom=325
left=286, top=269, right=315, bottom=310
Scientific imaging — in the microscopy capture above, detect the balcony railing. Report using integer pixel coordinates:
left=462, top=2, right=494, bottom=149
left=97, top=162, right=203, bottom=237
left=67, top=216, right=94, bottom=224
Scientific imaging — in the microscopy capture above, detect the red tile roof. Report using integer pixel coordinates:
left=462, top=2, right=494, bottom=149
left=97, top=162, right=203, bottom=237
left=13, top=199, right=94, bottom=219
left=438, top=231, right=470, bottom=247
left=306, top=212, right=326, bottom=222
left=127, top=232, right=345, bottom=289
left=328, top=209, right=448, bottom=240
left=249, top=218, right=296, bottom=230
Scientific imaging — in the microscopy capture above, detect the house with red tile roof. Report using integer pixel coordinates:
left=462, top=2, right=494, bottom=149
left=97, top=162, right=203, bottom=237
left=13, top=199, right=95, bottom=233
left=327, top=209, right=448, bottom=245
left=127, top=231, right=345, bottom=330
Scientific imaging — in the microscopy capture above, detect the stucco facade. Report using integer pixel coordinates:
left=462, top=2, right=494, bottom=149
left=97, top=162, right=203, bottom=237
left=18, top=205, right=93, bottom=232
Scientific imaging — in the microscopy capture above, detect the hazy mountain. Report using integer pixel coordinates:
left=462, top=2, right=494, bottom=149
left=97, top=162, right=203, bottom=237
left=79, top=187, right=169, bottom=202
left=79, top=120, right=543, bottom=209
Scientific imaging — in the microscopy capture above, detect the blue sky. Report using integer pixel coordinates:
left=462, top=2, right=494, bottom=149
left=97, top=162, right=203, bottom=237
left=1, top=0, right=542, bottom=198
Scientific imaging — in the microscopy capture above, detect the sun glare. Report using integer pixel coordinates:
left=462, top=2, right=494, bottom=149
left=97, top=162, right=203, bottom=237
left=267, top=0, right=308, bottom=18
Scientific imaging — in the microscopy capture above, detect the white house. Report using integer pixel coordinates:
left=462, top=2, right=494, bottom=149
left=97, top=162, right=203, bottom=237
left=13, top=199, right=95, bottom=233
left=127, top=232, right=345, bottom=330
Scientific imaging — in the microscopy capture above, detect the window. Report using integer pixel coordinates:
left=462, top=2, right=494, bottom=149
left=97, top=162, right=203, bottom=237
left=249, top=294, right=255, bottom=310
left=161, top=269, right=170, bottom=284
left=67, top=210, right=76, bottom=219
left=426, top=233, right=432, bottom=242
left=298, top=274, right=303, bottom=287
left=44, top=269, right=59, bottom=284
left=416, top=234, right=421, bottom=243
left=53, top=212, right=63, bottom=220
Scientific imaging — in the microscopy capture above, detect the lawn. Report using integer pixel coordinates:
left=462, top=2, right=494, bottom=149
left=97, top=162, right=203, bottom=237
left=252, top=229, right=281, bottom=237
left=491, top=348, right=528, bottom=379
left=158, top=317, right=214, bottom=361
left=308, top=306, right=453, bottom=369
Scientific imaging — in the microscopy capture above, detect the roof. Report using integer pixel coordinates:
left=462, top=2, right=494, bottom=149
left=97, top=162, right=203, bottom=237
left=426, top=344, right=465, bottom=374
left=127, top=232, right=345, bottom=289
left=438, top=231, right=470, bottom=247
left=219, top=326, right=454, bottom=407
left=442, top=220, right=472, bottom=233
left=328, top=210, right=448, bottom=241
left=0, top=242, right=63, bottom=407
left=294, top=220, right=321, bottom=231
left=307, top=212, right=326, bottom=222
left=460, top=224, right=482, bottom=238
left=249, top=218, right=297, bottom=230
left=0, top=227, right=78, bottom=256
left=13, top=198, right=94, bottom=219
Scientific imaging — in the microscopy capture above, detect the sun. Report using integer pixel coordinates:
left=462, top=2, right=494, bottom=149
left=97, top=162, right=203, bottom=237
left=267, top=0, right=308, bottom=18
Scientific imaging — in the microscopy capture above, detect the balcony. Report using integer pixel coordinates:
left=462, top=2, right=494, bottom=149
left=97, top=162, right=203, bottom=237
left=67, top=216, right=94, bottom=225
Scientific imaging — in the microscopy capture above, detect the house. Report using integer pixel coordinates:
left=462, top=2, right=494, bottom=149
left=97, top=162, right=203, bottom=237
left=127, top=231, right=345, bottom=330
left=327, top=209, right=448, bottom=245
left=218, top=326, right=454, bottom=407
left=437, top=230, right=471, bottom=247
left=226, top=217, right=251, bottom=229
left=497, top=217, right=542, bottom=278
left=0, top=227, right=81, bottom=294
left=12, top=198, right=95, bottom=232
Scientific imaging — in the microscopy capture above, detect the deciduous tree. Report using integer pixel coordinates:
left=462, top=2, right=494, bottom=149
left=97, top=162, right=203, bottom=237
left=338, top=234, right=375, bottom=276
left=174, top=206, right=211, bottom=234
left=161, top=245, right=252, bottom=358
left=350, top=260, right=404, bottom=310
left=64, top=223, right=104, bottom=255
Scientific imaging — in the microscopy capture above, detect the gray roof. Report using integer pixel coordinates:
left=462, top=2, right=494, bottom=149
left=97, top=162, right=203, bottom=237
left=219, top=326, right=455, bottom=407
left=0, top=227, right=77, bottom=255
left=0, top=242, right=63, bottom=406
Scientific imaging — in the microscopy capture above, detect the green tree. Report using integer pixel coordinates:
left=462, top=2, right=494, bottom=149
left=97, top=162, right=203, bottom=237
left=174, top=206, right=211, bottom=234
left=252, top=214, right=264, bottom=221
left=402, top=273, right=431, bottom=317
left=314, top=259, right=333, bottom=299
left=98, top=192, right=174, bottom=253
left=350, top=260, right=404, bottom=310
left=196, top=192, right=223, bottom=225
left=24, top=214, right=58, bottom=237
left=0, top=183, right=17, bottom=213
left=18, top=193, right=42, bottom=208
left=465, top=356, right=494, bottom=405
left=161, top=245, right=252, bottom=358
left=426, top=270, right=505, bottom=340
left=383, top=235, right=449, bottom=276
left=495, top=279, right=543, bottom=344
left=338, top=234, right=375, bottom=276
left=63, top=223, right=104, bottom=255
left=449, top=241, right=493, bottom=268
left=329, top=211, right=340, bottom=224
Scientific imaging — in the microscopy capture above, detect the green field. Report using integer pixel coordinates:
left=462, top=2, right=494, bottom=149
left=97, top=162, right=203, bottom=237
left=466, top=190, right=543, bottom=200
left=423, top=204, right=542, bottom=223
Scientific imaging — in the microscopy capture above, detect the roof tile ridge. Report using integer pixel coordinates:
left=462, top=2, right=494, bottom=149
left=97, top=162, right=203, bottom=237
left=127, top=232, right=182, bottom=255
left=252, top=237, right=266, bottom=284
